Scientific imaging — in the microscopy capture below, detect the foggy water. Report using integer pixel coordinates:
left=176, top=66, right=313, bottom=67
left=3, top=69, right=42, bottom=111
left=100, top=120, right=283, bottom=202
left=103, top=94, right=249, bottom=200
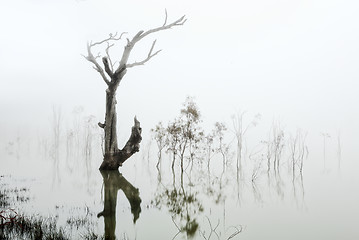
left=1, top=112, right=359, bottom=240
left=2, top=1, right=359, bottom=239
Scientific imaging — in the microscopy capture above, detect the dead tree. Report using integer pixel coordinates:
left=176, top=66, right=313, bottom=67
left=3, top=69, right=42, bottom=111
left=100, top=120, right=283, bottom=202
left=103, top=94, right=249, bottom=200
left=83, top=12, right=186, bottom=170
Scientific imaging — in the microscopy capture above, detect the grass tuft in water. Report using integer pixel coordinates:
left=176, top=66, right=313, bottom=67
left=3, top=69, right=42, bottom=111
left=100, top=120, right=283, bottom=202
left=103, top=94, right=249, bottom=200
left=0, top=214, right=68, bottom=240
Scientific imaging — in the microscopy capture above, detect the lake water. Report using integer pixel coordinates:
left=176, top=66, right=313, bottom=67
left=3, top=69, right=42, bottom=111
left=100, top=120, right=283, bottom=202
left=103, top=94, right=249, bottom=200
left=1, top=123, right=359, bottom=240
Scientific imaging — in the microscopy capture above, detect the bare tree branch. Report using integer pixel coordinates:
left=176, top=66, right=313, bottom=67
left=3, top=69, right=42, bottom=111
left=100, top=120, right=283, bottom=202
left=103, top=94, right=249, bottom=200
left=163, top=9, right=168, bottom=27
left=102, top=57, right=113, bottom=78
left=83, top=43, right=110, bottom=85
left=127, top=40, right=162, bottom=68
left=105, top=42, right=115, bottom=72
left=117, top=14, right=186, bottom=70
left=83, top=32, right=127, bottom=85
left=148, top=39, right=157, bottom=56
left=94, top=52, right=101, bottom=59
left=137, top=14, right=186, bottom=42
left=91, top=32, right=127, bottom=47
left=84, top=13, right=186, bottom=85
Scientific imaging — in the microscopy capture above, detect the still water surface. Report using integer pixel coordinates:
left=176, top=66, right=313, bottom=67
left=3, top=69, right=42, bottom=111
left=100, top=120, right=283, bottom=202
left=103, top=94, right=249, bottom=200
left=1, top=137, right=359, bottom=240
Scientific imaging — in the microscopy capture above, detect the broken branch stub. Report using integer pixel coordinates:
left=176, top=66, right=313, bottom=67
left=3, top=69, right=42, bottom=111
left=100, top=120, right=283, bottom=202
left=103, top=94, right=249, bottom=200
left=99, top=117, right=142, bottom=170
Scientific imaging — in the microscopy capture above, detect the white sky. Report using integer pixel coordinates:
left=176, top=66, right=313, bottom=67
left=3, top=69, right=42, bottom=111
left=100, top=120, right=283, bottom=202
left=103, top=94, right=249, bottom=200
left=1, top=0, right=359, bottom=145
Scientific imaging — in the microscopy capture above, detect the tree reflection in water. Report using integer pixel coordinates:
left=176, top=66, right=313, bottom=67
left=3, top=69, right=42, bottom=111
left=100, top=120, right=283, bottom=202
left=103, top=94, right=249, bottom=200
left=152, top=165, right=243, bottom=239
left=153, top=170, right=203, bottom=239
left=97, top=170, right=141, bottom=240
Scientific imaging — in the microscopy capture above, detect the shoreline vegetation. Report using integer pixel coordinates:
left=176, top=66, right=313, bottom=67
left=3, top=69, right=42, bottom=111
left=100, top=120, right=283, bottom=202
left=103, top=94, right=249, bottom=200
left=0, top=175, right=102, bottom=240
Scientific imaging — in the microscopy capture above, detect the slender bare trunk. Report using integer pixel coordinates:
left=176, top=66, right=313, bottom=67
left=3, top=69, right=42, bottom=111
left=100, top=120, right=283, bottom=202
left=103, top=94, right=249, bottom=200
left=104, top=89, right=119, bottom=155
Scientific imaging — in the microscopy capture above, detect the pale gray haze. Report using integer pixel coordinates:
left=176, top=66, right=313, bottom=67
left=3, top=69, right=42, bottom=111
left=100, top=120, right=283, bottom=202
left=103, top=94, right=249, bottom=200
left=1, top=0, right=359, bottom=239
left=1, top=0, right=358, bottom=134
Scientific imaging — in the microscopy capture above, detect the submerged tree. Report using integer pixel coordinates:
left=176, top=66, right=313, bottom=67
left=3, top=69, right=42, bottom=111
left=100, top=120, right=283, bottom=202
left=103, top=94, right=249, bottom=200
left=83, top=13, right=186, bottom=170
left=151, top=122, right=167, bottom=169
left=231, top=112, right=261, bottom=178
left=153, top=97, right=203, bottom=171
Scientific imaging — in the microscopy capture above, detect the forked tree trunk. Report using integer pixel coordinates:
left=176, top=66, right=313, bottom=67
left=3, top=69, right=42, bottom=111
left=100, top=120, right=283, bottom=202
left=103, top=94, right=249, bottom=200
left=99, top=74, right=143, bottom=170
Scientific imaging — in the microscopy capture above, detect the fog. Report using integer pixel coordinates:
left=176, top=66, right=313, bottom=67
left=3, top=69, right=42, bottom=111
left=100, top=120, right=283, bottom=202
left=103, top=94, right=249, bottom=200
left=1, top=0, right=359, bottom=239
left=1, top=0, right=358, bottom=126
left=1, top=0, right=358, bottom=167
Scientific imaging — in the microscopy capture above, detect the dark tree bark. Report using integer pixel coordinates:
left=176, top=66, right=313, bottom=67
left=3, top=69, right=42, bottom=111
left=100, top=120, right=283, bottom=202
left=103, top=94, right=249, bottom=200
left=84, top=13, right=186, bottom=170
left=97, top=170, right=141, bottom=239
left=100, top=116, right=142, bottom=170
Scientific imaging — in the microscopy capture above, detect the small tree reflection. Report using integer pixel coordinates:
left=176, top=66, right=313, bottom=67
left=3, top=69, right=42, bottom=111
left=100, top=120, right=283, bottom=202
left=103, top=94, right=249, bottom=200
left=97, top=170, right=141, bottom=240
left=321, top=132, right=331, bottom=172
left=51, top=105, right=62, bottom=185
left=153, top=169, right=203, bottom=239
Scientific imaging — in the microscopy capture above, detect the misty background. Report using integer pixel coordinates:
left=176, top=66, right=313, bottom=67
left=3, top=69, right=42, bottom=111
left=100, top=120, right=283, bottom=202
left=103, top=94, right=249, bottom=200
left=1, top=1, right=359, bottom=239
left=1, top=0, right=359, bottom=167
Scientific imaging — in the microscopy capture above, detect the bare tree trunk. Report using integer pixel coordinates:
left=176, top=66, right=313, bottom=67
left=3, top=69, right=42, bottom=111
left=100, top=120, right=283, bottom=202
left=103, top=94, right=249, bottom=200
left=104, top=89, right=119, bottom=155
left=97, top=69, right=143, bottom=170
left=99, top=111, right=142, bottom=170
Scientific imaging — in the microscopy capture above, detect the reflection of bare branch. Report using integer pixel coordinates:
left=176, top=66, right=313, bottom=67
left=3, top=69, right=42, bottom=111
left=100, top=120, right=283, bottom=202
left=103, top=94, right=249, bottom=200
left=226, top=226, right=243, bottom=240
left=337, top=132, right=342, bottom=171
left=251, top=180, right=263, bottom=204
left=274, top=171, right=285, bottom=200
left=208, top=216, right=220, bottom=239
left=171, top=216, right=181, bottom=240
left=172, top=216, right=181, bottom=231
left=299, top=173, right=306, bottom=208
left=199, top=216, right=223, bottom=240
left=249, top=145, right=264, bottom=182
left=292, top=172, right=307, bottom=210
left=289, top=131, right=299, bottom=179
left=321, top=132, right=331, bottom=172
